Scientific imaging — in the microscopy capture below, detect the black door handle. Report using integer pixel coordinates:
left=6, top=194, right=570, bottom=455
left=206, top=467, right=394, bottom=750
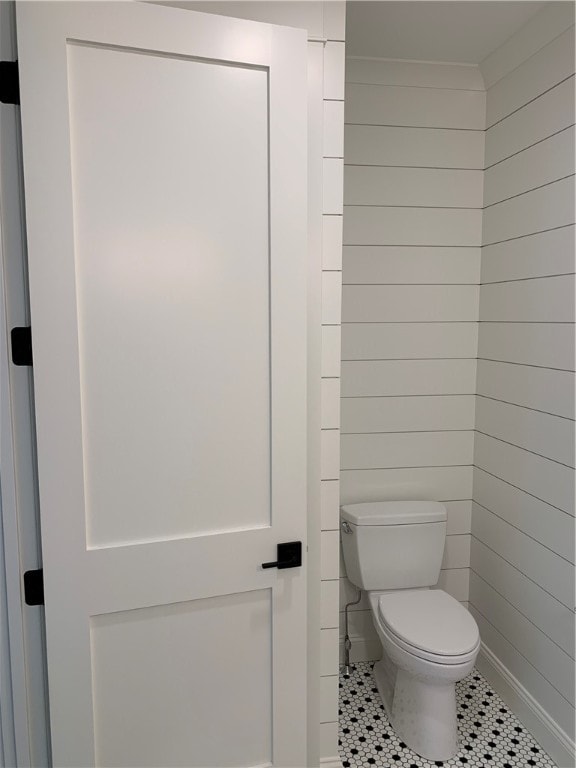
left=262, top=541, right=302, bottom=569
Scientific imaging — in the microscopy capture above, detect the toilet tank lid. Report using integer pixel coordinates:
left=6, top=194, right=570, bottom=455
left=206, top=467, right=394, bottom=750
left=340, top=501, right=447, bottom=526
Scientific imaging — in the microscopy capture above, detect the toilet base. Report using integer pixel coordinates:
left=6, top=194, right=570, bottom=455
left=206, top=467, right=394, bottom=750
left=373, top=656, right=458, bottom=761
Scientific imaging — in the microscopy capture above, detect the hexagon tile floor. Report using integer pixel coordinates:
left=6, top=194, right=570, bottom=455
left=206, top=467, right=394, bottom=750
left=338, top=662, right=556, bottom=768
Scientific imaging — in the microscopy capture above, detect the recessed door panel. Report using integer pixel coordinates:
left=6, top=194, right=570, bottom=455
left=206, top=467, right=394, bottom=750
left=91, top=590, right=272, bottom=767
left=67, top=43, right=271, bottom=548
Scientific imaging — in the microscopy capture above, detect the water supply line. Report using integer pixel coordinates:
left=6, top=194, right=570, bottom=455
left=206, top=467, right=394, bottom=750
left=340, top=516, right=362, bottom=676
left=341, top=587, right=362, bottom=677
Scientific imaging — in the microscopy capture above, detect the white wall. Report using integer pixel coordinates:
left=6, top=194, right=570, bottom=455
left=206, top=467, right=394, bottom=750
left=471, top=5, right=575, bottom=763
left=341, top=56, right=484, bottom=661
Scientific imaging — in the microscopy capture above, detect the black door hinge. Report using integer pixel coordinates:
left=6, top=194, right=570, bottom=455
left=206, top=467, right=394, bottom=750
left=24, top=569, right=44, bottom=606
left=0, top=61, right=20, bottom=105
left=11, top=326, right=32, bottom=366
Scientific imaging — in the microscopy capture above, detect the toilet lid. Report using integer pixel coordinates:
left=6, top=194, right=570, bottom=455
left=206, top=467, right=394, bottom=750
left=378, top=590, right=479, bottom=657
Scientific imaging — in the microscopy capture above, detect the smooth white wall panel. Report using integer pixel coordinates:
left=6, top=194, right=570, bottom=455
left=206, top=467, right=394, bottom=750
left=470, top=538, right=575, bottom=657
left=471, top=503, right=574, bottom=611
left=470, top=572, right=574, bottom=705
left=320, top=629, right=339, bottom=677
left=321, top=379, right=341, bottom=429
left=476, top=396, right=574, bottom=467
left=180, top=2, right=325, bottom=37
left=340, top=466, right=473, bottom=505
left=341, top=396, right=475, bottom=434
left=344, top=166, right=483, bottom=208
left=474, top=433, right=574, bottom=514
left=319, top=723, right=339, bottom=758
left=341, top=360, right=477, bottom=396
left=485, top=26, right=575, bottom=128
left=321, top=429, right=340, bottom=480
left=324, top=42, right=345, bottom=100
left=473, top=467, right=574, bottom=563
left=345, top=124, right=484, bottom=169
left=323, top=158, right=344, bottom=214
left=485, top=76, right=575, bottom=167
left=343, top=285, right=479, bottom=322
left=321, top=530, right=340, bottom=581
left=478, top=323, right=575, bottom=370
left=321, top=325, right=341, bottom=377
left=441, top=535, right=471, bottom=569
left=320, top=675, right=339, bottom=724
left=320, top=480, right=340, bottom=531
left=342, top=323, right=478, bottom=361
left=483, top=176, right=575, bottom=245
left=474, top=12, right=576, bottom=749
left=479, top=3, right=575, bottom=89
left=321, top=271, right=342, bottom=324
left=322, top=215, right=343, bottom=270
left=323, top=100, right=345, bottom=158
left=345, top=206, right=483, bottom=246
left=323, top=1, right=345, bottom=41
left=436, top=569, right=470, bottom=601
left=341, top=431, right=474, bottom=470
left=343, top=246, right=480, bottom=284
left=481, top=226, right=575, bottom=283
left=476, top=360, right=575, bottom=419
left=345, top=83, right=485, bottom=129
left=471, top=607, right=575, bottom=740
left=479, top=275, right=575, bottom=323
left=320, top=580, right=339, bottom=629
left=445, top=501, right=473, bottom=535
left=484, top=126, right=575, bottom=207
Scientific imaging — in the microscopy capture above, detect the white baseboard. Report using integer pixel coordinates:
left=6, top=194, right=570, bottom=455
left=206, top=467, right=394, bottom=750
left=319, top=758, right=343, bottom=768
left=339, top=633, right=381, bottom=665
left=477, top=643, right=575, bottom=768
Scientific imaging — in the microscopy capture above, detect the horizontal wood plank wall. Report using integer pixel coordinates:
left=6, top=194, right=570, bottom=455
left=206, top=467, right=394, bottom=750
left=341, top=57, right=484, bottom=662
left=473, top=5, right=576, bottom=751
left=319, top=5, right=346, bottom=759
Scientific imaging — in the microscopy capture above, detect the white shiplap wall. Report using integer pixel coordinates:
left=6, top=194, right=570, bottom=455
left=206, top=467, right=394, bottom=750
left=341, top=57, right=484, bottom=661
left=472, top=6, right=575, bottom=763
left=319, top=7, right=346, bottom=763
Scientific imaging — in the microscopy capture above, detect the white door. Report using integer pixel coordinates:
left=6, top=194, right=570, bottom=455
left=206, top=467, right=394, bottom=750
left=16, top=3, right=307, bottom=766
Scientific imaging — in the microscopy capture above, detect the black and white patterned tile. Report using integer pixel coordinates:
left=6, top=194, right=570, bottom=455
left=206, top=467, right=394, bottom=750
left=338, top=662, right=556, bottom=768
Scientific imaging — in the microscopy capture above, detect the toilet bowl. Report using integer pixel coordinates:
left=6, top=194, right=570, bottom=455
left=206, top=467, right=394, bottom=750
left=340, top=500, right=480, bottom=761
left=368, top=589, right=480, bottom=761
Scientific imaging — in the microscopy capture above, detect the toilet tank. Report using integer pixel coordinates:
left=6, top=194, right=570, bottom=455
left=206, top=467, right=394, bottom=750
left=340, top=501, right=447, bottom=591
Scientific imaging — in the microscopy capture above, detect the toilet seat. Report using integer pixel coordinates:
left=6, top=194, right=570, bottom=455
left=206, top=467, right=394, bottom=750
left=377, top=590, right=480, bottom=665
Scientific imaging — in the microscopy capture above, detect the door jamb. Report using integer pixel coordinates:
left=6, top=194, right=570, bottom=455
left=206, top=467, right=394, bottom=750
left=0, top=2, right=51, bottom=765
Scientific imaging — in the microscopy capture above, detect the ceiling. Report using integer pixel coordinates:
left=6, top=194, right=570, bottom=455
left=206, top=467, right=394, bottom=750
left=346, top=1, right=547, bottom=63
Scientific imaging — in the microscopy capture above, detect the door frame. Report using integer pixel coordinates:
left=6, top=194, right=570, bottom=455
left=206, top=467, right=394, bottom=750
left=0, top=2, right=324, bottom=765
left=0, top=2, right=51, bottom=765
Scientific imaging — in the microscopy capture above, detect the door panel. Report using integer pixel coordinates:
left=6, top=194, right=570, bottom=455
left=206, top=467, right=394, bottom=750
left=16, top=3, right=307, bottom=766
left=91, top=590, right=272, bottom=767
left=67, top=41, right=271, bottom=548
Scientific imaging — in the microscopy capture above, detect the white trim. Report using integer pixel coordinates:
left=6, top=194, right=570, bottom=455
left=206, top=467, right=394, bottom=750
left=477, top=643, right=575, bottom=768
left=344, top=56, right=485, bottom=90
left=479, top=4, right=575, bottom=89
left=346, top=54, right=480, bottom=68
left=306, top=36, right=325, bottom=768
left=0, top=3, right=38, bottom=764
left=320, top=757, right=343, bottom=768
left=339, top=633, right=381, bottom=666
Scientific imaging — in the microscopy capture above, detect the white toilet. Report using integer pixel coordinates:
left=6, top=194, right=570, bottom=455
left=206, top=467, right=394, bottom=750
left=340, top=500, right=480, bottom=762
